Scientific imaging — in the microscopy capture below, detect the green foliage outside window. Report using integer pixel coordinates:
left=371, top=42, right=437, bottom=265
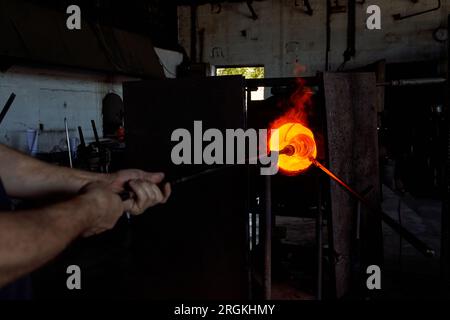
left=216, top=67, right=264, bottom=79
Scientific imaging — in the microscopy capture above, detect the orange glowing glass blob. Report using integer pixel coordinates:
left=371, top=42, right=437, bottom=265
left=269, top=122, right=317, bottom=175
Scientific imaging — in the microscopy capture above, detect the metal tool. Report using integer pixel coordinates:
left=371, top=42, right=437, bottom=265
left=64, top=118, right=73, bottom=168
left=91, top=119, right=100, bottom=146
left=78, top=126, right=86, bottom=148
left=118, top=167, right=236, bottom=221
left=310, top=157, right=435, bottom=257
left=117, top=149, right=287, bottom=202
left=89, top=119, right=110, bottom=173
left=0, top=93, right=16, bottom=126
left=118, top=165, right=236, bottom=202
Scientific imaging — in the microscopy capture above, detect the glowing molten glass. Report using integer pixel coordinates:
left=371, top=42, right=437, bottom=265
left=269, top=122, right=317, bottom=175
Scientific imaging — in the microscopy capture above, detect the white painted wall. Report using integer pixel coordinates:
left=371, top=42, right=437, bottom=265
left=0, top=66, right=130, bottom=153
left=178, top=0, right=449, bottom=78
left=0, top=48, right=182, bottom=153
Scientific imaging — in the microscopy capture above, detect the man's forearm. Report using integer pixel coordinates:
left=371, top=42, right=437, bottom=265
left=0, top=144, right=105, bottom=198
left=0, top=197, right=90, bottom=288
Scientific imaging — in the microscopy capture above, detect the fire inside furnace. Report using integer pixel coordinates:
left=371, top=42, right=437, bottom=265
left=269, top=122, right=317, bottom=175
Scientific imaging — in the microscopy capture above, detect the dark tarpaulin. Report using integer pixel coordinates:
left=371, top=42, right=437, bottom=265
left=0, top=0, right=164, bottom=78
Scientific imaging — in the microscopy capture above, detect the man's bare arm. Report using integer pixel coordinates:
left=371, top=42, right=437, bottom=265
left=0, top=184, right=124, bottom=288
left=0, top=144, right=103, bottom=198
left=0, top=144, right=172, bottom=288
left=0, top=144, right=171, bottom=204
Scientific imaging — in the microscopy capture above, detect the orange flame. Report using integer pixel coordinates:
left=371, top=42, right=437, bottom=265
left=268, top=74, right=317, bottom=175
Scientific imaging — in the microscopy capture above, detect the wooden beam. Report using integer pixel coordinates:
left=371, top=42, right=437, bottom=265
left=323, top=72, right=382, bottom=298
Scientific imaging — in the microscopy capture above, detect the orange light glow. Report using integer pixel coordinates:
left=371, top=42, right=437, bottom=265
left=265, top=66, right=369, bottom=207
left=268, top=70, right=317, bottom=175
left=269, top=122, right=317, bottom=175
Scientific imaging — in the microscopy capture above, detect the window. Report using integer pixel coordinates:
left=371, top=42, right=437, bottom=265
left=215, top=66, right=265, bottom=101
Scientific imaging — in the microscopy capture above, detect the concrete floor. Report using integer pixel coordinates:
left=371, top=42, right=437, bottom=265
left=272, top=184, right=448, bottom=300
left=381, top=185, right=447, bottom=299
left=274, top=216, right=321, bottom=300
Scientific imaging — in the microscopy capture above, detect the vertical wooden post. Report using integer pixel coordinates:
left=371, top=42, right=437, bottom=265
left=323, top=72, right=382, bottom=298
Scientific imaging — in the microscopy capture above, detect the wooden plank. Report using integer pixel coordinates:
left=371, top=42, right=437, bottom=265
left=323, top=72, right=382, bottom=298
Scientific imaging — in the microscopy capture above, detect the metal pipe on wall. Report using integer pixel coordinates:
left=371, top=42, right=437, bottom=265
left=343, top=0, right=356, bottom=63
left=316, top=177, right=323, bottom=300
left=190, top=4, right=198, bottom=63
left=264, top=175, right=272, bottom=300
left=325, top=0, right=331, bottom=71
left=377, top=78, right=447, bottom=87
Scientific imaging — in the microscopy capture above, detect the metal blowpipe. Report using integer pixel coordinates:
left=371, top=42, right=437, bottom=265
left=117, top=147, right=294, bottom=201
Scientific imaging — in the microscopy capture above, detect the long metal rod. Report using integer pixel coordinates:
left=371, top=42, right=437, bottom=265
left=312, top=159, right=367, bottom=204
left=311, top=158, right=435, bottom=257
left=252, top=206, right=257, bottom=251
left=91, top=120, right=100, bottom=146
left=377, top=78, right=446, bottom=87
left=264, top=175, right=272, bottom=300
left=343, top=0, right=356, bottom=62
left=119, top=150, right=436, bottom=258
left=245, top=77, right=319, bottom=88
left=382, top=211, right=435, bottom=257
left=244, top=87, right=255, bottom=299
left=0, top=93, right=16, bottom=126
left=120, top=162, right=273, bottom=299
left=171, top=166, right=235, bottom=186
left=78, top=126, right=86, bottom=148
left=244, top=77, right=446, bottom=89
left=316, top=176, right=323, bottom=300
left=64, top=118, right=73, bottom=168
left=325, top=0, right=331, bottom=71
left=120, top=149, right=280, bottom=199
left=118, top=165, right=240, bottom=201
